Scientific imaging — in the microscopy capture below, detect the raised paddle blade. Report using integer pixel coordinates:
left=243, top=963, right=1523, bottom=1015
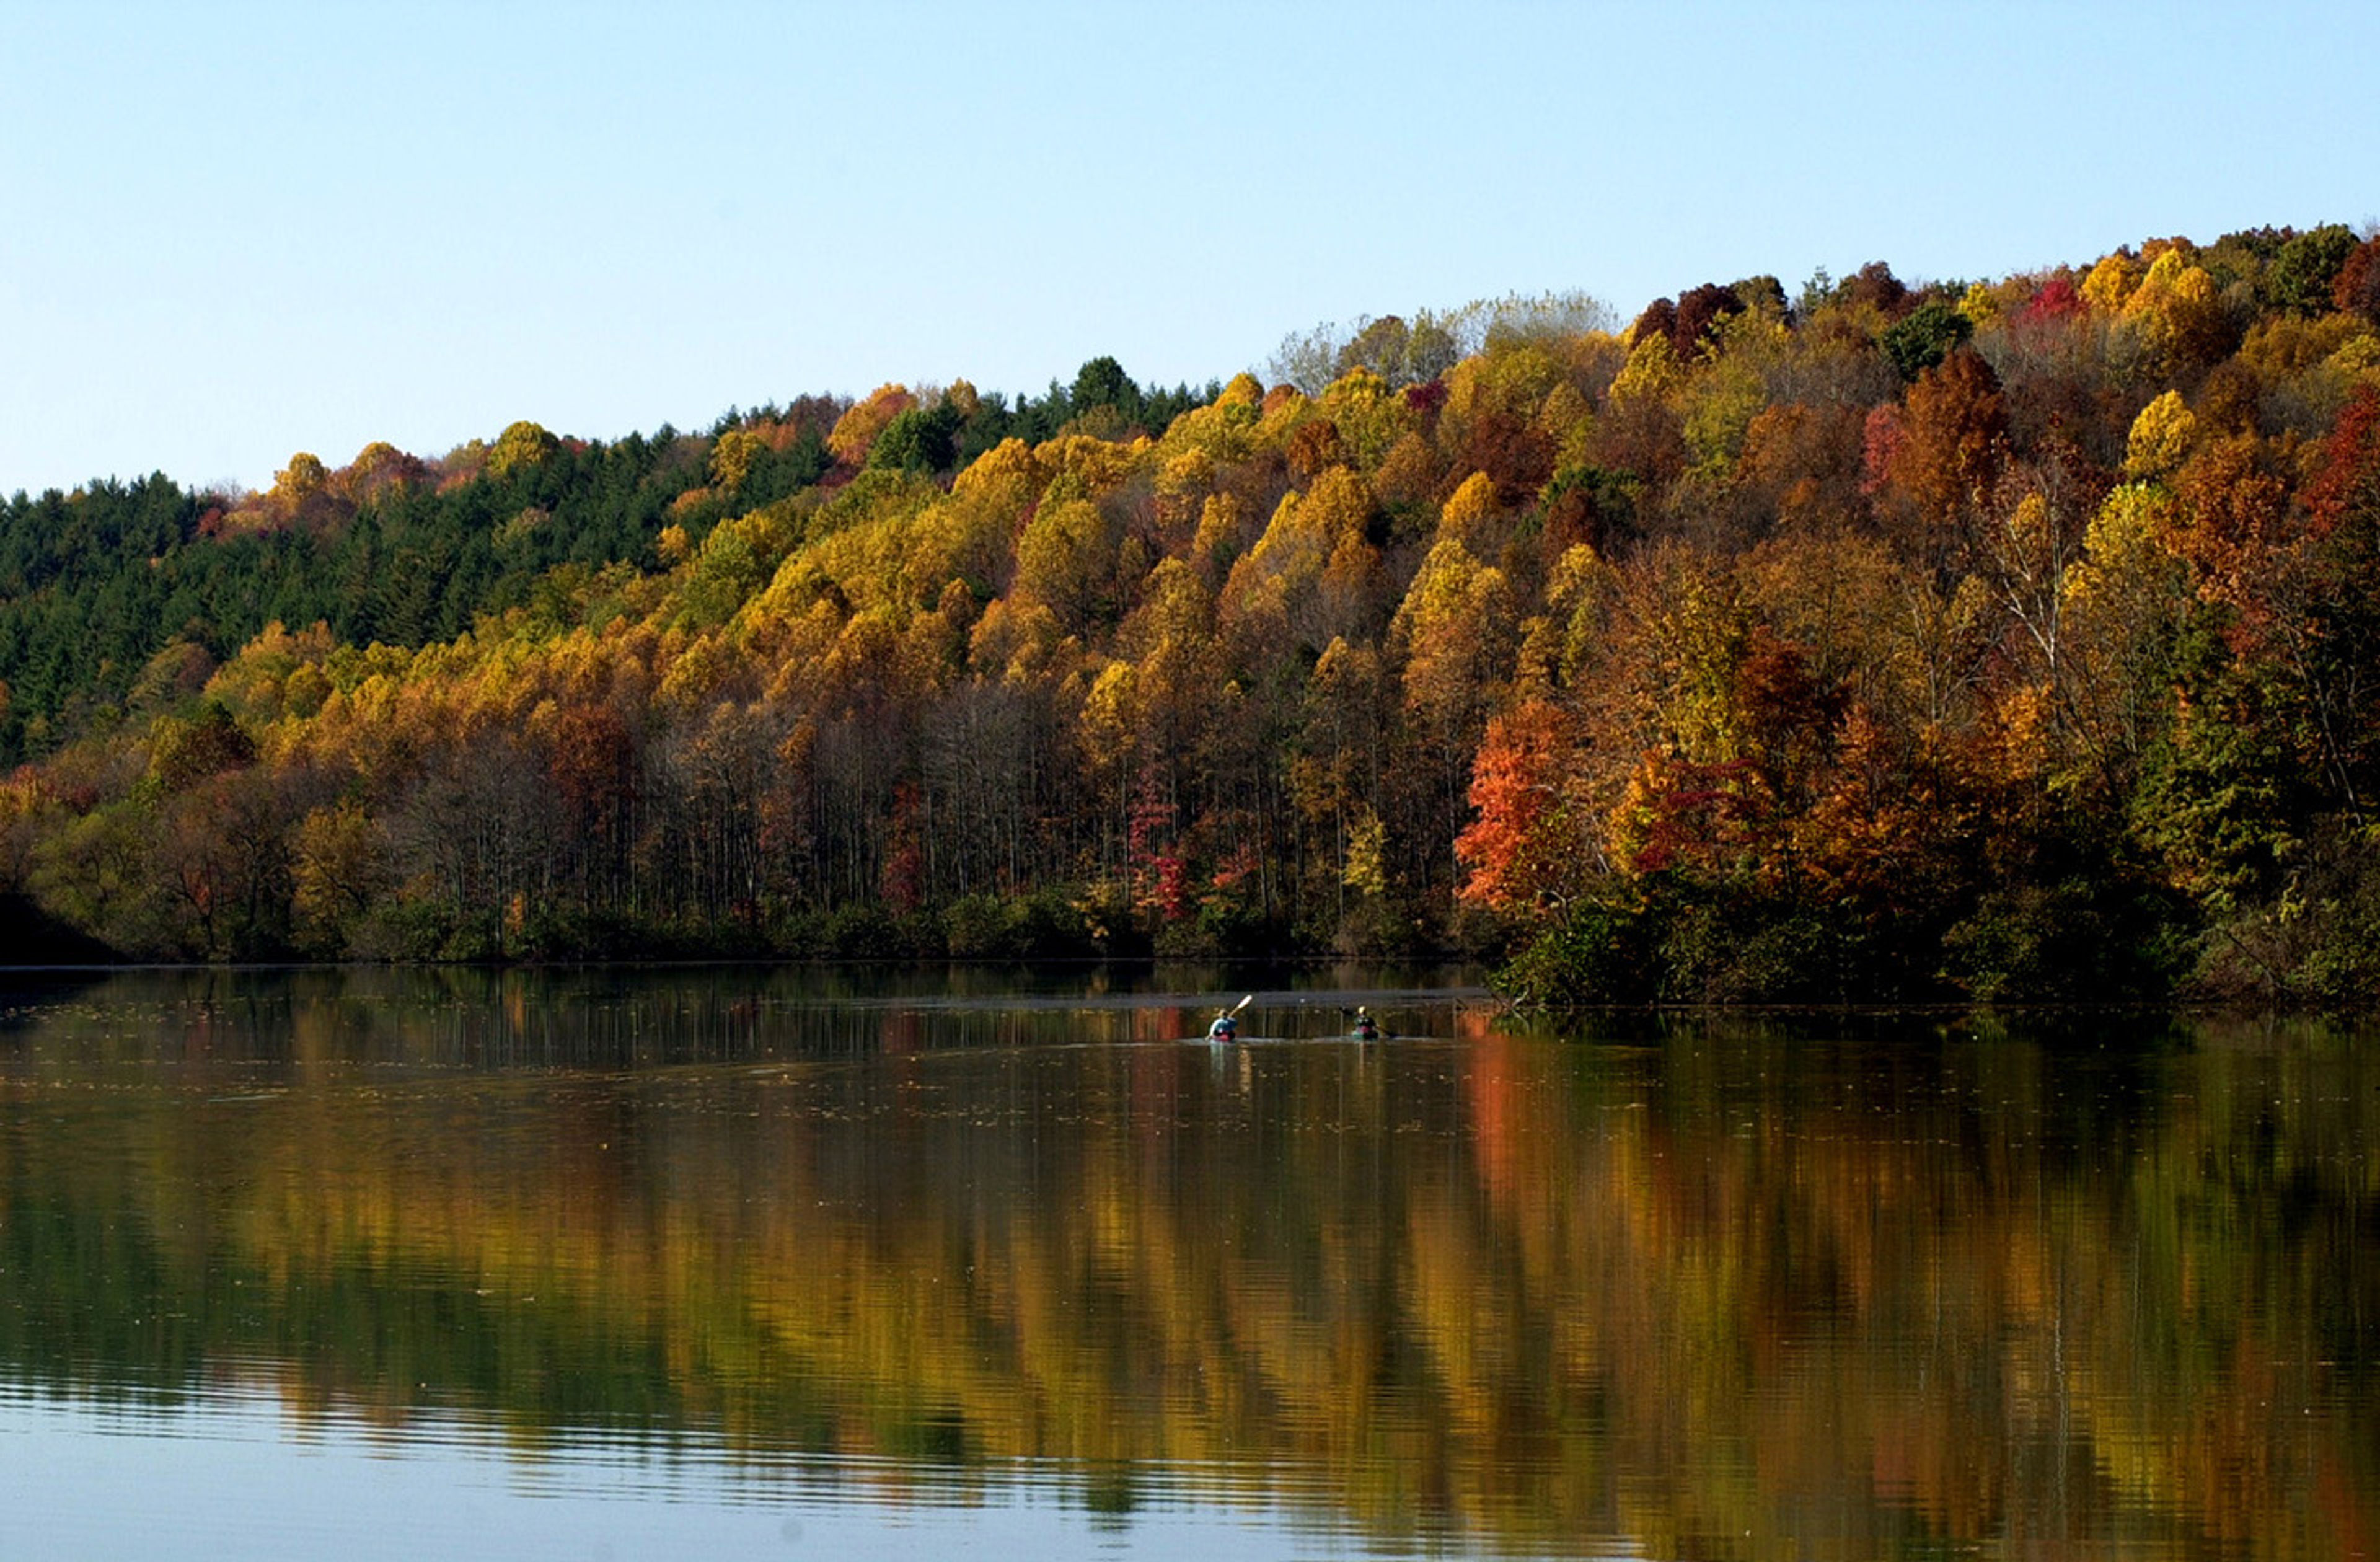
left=1231, top=994, right=1254, bottom=1015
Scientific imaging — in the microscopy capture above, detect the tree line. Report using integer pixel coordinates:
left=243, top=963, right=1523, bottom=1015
left=4, top=226, right=2380, bottom=1001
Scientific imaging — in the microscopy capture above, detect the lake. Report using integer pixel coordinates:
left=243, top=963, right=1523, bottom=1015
left=0, top=965, right=2372, bottom=1560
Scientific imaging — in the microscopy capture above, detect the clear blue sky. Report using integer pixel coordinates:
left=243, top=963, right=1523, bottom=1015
left=2, top=1, right=2373, bottom=496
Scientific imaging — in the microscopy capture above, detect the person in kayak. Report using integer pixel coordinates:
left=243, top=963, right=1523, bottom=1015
left=1352, top=1007, right=1380, bottom=1041
left=1207, top=1009, right=1240, bottom=1042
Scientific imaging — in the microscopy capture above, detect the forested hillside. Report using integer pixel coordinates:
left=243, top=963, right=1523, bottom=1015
left=6, top=226, right=2380, bottom=1003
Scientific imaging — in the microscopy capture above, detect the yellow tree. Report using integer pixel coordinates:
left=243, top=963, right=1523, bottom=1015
left=1220, top=490, right=1329, bottom=654
left=1393, top=534, right=1518, bottom=882
left=2057, top=481, right=2191, bottom=788
left=2122, top=250, right=2233, bottom=366
left=488, top=420, right=560, bottom=477
left=2123, top=390, right=2199, bottom=481
left=2080, top=250, right=2143, bottom=314
left=1015, top=497, right=1121, bottom=635
left=710, top=428, right=766, bottom=493
left=1316, top=367, right=1418, bottom=470
left=1119, top=559, right=1221, bottom=781
left=1297, top=635, right=1388, bottom=922
left=292, top=798, right=392, bottom=953
left=826, top=385, right=916, bottom=467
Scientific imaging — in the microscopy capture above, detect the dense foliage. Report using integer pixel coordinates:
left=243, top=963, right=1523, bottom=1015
left=6, top=226, right=2380, bottom=1001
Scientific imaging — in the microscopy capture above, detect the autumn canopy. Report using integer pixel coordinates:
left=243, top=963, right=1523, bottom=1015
left=5, top=227, right=2380, bottom=1004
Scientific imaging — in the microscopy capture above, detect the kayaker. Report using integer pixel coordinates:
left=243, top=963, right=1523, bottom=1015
left=1207, top=1010, right=1239, bottom=1042
left=1352, top=1007, right=1380, bottom=1041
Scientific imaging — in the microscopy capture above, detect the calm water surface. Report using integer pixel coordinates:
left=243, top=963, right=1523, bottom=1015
left=0, top=966, right=2373, bottom=1560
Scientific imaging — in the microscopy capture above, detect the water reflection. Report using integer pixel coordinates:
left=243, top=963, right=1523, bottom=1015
left=0, top=969, right=2373, bottom=1560
left=0, top=962, right=1476, bottom=1071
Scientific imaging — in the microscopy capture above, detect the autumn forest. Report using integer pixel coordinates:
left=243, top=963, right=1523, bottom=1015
left=6, top=224, right=2380, bottom=1004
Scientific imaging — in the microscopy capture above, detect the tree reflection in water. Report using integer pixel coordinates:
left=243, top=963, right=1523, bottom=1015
left=0, top=969, right=2371, bottom=1560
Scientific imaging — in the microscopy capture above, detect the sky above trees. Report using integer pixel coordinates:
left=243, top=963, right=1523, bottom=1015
left=2, top=0, right=2374, bottom=496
